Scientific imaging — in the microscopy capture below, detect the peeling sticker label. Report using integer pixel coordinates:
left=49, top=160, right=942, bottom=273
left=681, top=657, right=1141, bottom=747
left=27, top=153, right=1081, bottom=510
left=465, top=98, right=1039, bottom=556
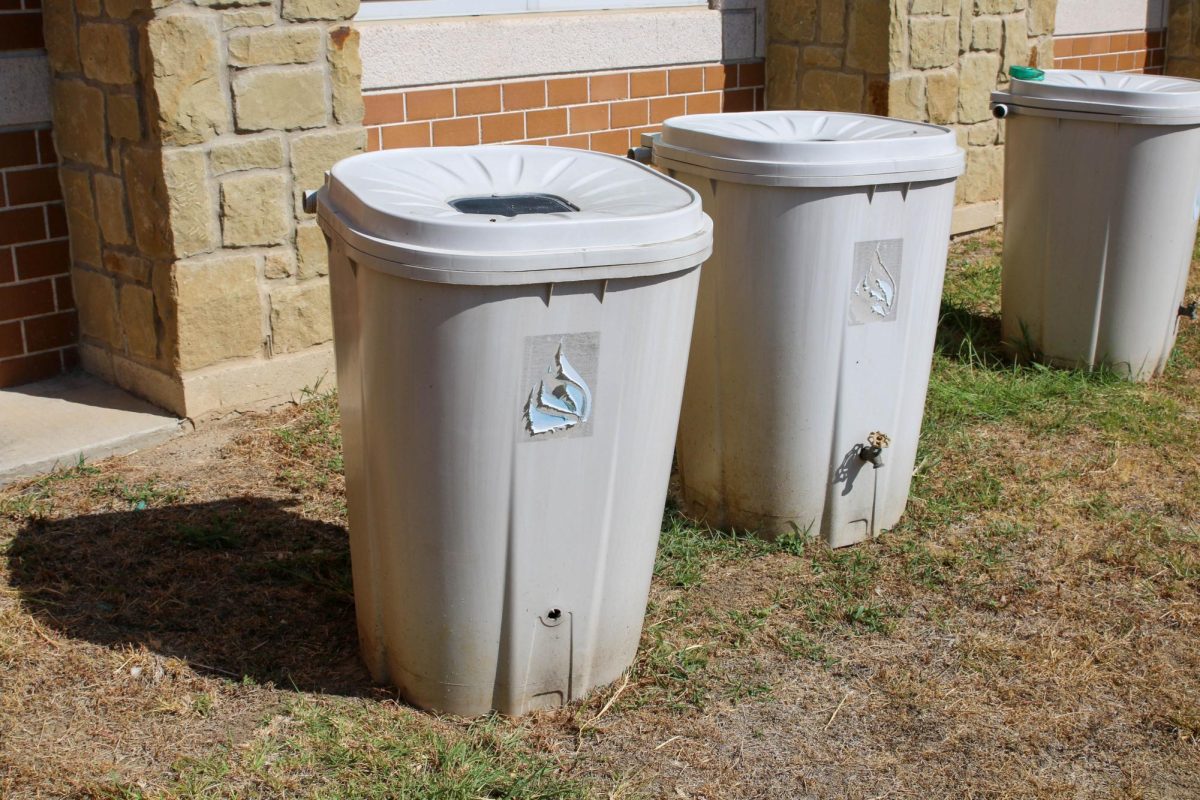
left=849, top=239, right=903, bottom=325
left=521, top=333, right=599, bottom=441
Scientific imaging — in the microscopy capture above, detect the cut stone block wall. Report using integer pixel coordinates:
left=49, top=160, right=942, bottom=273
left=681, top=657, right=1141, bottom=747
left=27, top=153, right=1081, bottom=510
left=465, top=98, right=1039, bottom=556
left=1167, top=0, right=1200, bottom=78
left=764, top=0, right=891, bottom=116
left=890, top=0, right=1056, bottom=231
left=43, top=0, right=363, bottom=417
left=766, top=0, right=1057, bottom=235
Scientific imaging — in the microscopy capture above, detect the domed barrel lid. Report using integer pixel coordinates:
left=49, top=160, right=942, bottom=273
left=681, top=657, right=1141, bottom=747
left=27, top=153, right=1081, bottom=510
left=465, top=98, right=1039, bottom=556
left=651, top=111, right=964, bottom=187
left=992, top=69, right=1200, bottom=124
left=318, top=146, right=711, bottom=278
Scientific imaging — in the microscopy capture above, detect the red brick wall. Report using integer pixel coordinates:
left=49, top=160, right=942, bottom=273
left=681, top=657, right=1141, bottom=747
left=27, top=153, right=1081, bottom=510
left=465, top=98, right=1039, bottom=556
left=1053, top=30, right=1166, bottom=74
left=0, top=5, right=76, bottom=389
left=0, top=129, right=76, bottom=388
left=364, top=62, right=766, bottom=155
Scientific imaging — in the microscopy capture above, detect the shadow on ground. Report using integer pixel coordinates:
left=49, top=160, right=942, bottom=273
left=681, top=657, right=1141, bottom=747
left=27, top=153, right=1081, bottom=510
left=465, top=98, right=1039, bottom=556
left=935, top=301, right=1010, bottom=367
left=6, top=497, right=375, bottom=696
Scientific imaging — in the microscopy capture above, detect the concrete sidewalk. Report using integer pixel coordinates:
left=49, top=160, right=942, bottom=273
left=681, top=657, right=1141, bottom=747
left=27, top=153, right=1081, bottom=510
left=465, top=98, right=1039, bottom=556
left=0, top=373, right=188, bottom=487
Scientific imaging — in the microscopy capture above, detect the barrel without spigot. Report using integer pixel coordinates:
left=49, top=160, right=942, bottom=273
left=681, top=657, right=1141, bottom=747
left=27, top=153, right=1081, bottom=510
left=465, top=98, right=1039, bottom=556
left=993, top=69, right=1200, bottom=381
left=317, top=146, right=712, bottom=715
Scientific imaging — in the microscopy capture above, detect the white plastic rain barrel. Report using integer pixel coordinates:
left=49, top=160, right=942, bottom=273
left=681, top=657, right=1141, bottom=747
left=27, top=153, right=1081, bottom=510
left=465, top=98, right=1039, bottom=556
left=643, top=111, right=964, bottom=548
left=992, top=69, right=1200, bottom=380
left=314, top=146, right=712, bottom=716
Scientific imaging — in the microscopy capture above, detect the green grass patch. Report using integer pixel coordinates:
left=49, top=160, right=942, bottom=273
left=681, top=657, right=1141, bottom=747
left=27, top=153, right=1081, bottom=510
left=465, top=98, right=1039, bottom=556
left=90, top=475, right=187, bottom=509
left=638, top=514, right=900, bottom=711
left=653, top=509, right=785, bottom=588
left=0, top=456, right=101, bottom=520
left=926, top=234, right=1197, bottom=449
left=274, top=386, right=345, bottom=494
left=161, top=700, right=585, bottom=799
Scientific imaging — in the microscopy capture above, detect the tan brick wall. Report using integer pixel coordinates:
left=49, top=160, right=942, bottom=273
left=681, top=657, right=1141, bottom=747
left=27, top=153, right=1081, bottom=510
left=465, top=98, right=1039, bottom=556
left=43, top=0, right=364, bottom=417
left=363, top=63, right=767, bottom=157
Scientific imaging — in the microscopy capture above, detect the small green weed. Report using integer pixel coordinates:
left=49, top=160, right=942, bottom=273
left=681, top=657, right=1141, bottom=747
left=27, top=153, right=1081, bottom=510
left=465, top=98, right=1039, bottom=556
left=721, top=673, right=774, bottom=703
left=798, top=549, right=898, bottom=635
left=0, top=456, right=100, bottom=519
left=774, top=627, right=835, bottom=666
left=654, top=509, right=814, bottom=589
left=178, top=515, right=241, bottom=550
left=90, top=475, right=186, bottom=509
left=191, top=693, right=215, bottom=718
left=654, top=510, right=765, bottom=588
left=273, top=386, right=344, bottom=494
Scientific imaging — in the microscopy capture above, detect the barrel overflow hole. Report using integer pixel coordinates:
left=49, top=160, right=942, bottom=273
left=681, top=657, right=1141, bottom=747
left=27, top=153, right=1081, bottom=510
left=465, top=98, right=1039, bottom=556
left=449, top=194, right=580, bottom=217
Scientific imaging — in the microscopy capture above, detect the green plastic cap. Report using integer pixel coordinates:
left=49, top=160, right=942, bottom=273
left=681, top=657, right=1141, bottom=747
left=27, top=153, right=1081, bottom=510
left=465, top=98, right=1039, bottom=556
left=1009, top=65, right=1046, bottom=81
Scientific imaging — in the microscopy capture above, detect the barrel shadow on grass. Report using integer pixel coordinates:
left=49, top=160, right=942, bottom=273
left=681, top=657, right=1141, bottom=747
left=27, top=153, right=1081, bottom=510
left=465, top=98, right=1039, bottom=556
left=935, top=301, right=1011, bottom=368
left=6, top=497, right=375, bottom=695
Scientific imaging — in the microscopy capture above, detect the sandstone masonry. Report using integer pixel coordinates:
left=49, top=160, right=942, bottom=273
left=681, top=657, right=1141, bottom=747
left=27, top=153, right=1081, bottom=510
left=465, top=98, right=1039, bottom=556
left=766, top=0, right=890, bottom=115
left=767, top=0, right=1058, bottom=234
left=44, top=0, right=364, bottom=417
left=1167, top=0, right=1200, bottom=79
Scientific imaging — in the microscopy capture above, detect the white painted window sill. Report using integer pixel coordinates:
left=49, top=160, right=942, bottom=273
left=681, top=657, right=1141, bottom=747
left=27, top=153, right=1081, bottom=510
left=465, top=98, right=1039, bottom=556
left=356, top=1, right=707, bottom=23
left=359, top=6, right=751, bottom=90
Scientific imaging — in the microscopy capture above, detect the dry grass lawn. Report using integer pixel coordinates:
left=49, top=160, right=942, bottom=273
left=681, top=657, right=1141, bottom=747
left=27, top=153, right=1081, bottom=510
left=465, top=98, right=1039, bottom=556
left=1, top=231, right=1198, bottom=799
